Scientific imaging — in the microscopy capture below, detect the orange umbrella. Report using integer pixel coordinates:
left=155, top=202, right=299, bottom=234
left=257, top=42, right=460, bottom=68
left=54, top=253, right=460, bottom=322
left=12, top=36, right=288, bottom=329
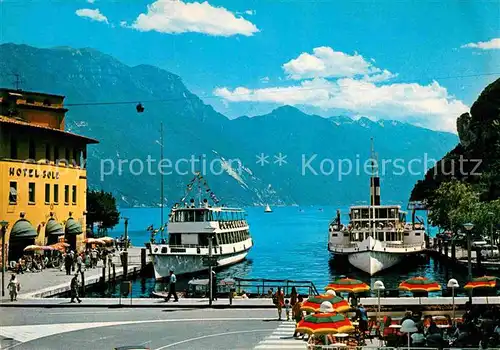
left=301, top=295, right=351, bottom=313
left=296, top=312, right=354, bottom=335
left=325, top=278, right=370, bottom=293
left=464, top=276, right=497, bottom=289
left=399, top=276, right=441, bottom=292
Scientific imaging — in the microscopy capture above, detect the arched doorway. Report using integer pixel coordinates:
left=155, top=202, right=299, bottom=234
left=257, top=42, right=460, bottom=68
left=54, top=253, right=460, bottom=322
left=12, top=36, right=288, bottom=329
left=65, top=216, right=83, bottom=251
left=46, top=218, right=64, bottom=245
left=8, top=218, right=37, bottom=263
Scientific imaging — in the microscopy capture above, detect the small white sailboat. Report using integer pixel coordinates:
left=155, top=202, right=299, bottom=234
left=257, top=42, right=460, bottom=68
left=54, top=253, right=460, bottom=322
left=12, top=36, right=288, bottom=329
left=264, top=204, right=273, bottom=213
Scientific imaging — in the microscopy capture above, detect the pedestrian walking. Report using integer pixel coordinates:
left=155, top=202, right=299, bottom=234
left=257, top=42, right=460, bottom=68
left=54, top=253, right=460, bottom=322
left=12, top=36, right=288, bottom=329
left=70, top=274, right=82, bottom=303
left=7, top=274, right=20, bottom=301
left=273, top=287, right=285, bottom=320
left=64, top=253, right=72, bottom=275
left=290, top=286, right=298, bottom=306
left=292, top=295, right=304, bottom=338
left=164, top=270, right=178, bottom=302
left=284, top=299, right=291, bottom=321
left=76, top=254, right=83, bottom=273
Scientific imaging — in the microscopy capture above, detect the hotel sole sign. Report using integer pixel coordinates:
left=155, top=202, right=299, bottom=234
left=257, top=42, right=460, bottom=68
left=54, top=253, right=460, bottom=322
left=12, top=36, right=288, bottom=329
left=9, top=167, right=60, bottom=179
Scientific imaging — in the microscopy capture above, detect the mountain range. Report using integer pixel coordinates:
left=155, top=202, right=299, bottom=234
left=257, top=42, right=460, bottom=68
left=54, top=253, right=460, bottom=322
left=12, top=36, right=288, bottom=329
left=0, top=43, right=459, bottom=208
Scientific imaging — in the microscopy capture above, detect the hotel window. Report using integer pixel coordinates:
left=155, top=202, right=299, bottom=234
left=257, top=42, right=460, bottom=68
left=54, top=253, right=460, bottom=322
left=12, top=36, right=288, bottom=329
left=64, top=185, right=69, bottom=204
left=10, top=137, right=17, bottom=159
left=45, top=143, right=51, bottom=162
left=45, top=184, right=50, bottom=204
left=54, top=146, right=59, bottom=163
left=53, top=184, right=59, bottom=204
left=65, top=148, right=70, bottom=165
left=9, top=182, right=17, bottom=204
left=29, top=139, right=36, bottom=160
left=72, top=185, right=77, bottom=205
left=73, top=148, right=80, bottom=166
left=28, top=183, right=36, bottom=203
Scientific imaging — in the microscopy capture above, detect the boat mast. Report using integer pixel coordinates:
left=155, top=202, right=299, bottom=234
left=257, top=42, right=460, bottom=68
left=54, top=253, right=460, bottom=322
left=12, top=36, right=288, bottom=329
left=370, top=137, right=378, bottom=238
left=198, top=156, right=202, bottom=207
left=160, top=121, right=164, bottom=239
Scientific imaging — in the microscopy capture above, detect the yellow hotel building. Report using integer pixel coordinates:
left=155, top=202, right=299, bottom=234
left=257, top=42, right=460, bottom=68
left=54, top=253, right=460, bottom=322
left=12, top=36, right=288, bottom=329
left=0, top=88, right=98, bottom=265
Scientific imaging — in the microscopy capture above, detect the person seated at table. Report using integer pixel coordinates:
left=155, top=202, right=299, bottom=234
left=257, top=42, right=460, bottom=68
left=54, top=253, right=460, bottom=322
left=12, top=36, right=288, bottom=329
left=354, top=304, right=369, bottom=336
left=400, top=311, right=413, bottom=324
left=411, top=324, right=426, bottom=347
left=428, top=321, right=440, bottom=335
left=427, top=332, right=446, bottom=349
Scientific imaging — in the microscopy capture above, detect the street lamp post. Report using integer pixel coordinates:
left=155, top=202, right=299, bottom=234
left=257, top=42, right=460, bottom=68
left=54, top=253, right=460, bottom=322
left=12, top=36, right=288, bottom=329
left=488, top=212, right=494, bottom=257
left=464, top=222, right=474, bottom=281
left=0, top=220, right=9, bottom=298
left=447, top=278, right=459, bottom=324
left=208, top=234, right=213, bottom=307
left=374, top=280, right=385, bottom=323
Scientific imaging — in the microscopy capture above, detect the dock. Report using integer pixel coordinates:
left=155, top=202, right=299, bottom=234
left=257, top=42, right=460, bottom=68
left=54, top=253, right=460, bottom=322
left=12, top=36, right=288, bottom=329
left=425, top=240, right=500, bottom=270
left=10, top=247, right=150, bottom=299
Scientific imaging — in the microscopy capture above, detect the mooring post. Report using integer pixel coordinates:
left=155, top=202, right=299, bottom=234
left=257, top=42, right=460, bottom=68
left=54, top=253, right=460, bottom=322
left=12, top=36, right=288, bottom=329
left=141, top=248, right=146, bottom=272
left=81, top=271, right=86, bottom=296
left=102, top=266, right=106, bottom=287
left=113, top=263, right=116, bottom=282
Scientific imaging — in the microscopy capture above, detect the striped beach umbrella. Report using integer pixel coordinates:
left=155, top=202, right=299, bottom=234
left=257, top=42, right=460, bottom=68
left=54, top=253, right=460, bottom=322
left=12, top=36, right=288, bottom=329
left=325, top=278, right=370, bottom=293
left=464, top=276, right=497, bottom=289
left=23, top=245, right=43, bottom=252
left=301, top=295, right=350, bottom=312
left=399, top=276, right=441, bottom=292
left=296, top=312, right=355, bottom=335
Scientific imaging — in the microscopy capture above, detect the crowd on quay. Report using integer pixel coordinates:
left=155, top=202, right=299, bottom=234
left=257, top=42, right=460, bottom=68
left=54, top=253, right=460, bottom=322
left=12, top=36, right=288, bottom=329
left=6, top=239, right=120, bottom=303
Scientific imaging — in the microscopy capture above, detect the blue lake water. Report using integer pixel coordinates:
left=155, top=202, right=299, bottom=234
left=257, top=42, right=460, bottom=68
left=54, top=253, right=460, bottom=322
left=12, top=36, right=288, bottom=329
left=90, top=206, right=471, bottom=298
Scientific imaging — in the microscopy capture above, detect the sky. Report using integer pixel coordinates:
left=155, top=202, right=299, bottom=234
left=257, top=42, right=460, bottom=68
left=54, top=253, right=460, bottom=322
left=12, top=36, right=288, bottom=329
left=1, top=0, right=499, bottom=133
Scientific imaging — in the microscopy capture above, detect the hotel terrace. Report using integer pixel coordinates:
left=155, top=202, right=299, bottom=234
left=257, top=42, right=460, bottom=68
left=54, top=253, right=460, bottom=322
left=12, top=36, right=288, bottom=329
left=0, top=88, right=98, bottom=266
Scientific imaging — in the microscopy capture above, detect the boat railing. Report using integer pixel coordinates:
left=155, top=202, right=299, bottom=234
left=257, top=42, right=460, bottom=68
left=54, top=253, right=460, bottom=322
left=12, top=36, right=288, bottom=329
left=329, top=243, right=358, bottom=249
left=384, top=242, right=425, bottom=249
left=218, top=220, right=248, bottom=230
left=232, top=277, right=320, bottom=297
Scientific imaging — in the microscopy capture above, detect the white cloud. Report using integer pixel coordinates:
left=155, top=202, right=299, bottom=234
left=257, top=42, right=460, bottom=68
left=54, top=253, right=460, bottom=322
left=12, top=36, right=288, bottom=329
left=87, top=0, right=96, bottom=3
left=214, top=78, right=468, bottom=132
left=282, top=46, right=395, bottom=81
left=245, top=10, right=255, bottom=15
left=128, top=0, right=259, bottom=37
left=260, top=76, right=270, bottom=83
left=461, top=38, right=500, bottom=50
left=75, top=8, right=108, bottom=23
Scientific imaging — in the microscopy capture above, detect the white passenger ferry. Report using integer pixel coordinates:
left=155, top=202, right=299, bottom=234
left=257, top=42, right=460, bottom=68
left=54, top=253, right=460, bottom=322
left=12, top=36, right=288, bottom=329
left=149, top=174, right=253, bottom=279
left=328, top=141, right=426, bottom=275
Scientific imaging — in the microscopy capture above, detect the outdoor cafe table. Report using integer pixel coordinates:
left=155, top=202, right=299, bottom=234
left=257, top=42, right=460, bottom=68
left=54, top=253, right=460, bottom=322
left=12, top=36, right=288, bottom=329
left=389, top=325, right=402, bottom=329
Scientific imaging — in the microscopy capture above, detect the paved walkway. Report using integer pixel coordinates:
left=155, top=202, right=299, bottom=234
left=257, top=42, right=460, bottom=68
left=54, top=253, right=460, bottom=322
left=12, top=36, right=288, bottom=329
left=254, top=320, right=305, bottom=349
left=9, top=247, right=144, bottom=298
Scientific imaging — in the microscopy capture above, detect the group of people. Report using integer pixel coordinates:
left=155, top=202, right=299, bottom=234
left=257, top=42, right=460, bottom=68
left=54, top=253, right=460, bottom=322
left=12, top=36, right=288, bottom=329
left=61, top=248, right=114, bottom=275
left=11, top=253, right=51, bottom=274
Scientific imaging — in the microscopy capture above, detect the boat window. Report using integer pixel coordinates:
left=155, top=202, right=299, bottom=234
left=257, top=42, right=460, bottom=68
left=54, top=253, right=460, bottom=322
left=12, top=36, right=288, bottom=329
left=378, top=232, right=384, bottom=241
left=195, top=210, right=204, bottom=222
left=215, top=233, right=221, bottom=245
left=404, top=232, right=410, bottom=236
left=199, top=234, right=209, bottom=247
left=186, top=210, right=195, bottom=222
left=168, top=233, right=181, bottom=245
left=415, top=232, right=421, bottom=236
left=343, top=233, right=349, bottom=237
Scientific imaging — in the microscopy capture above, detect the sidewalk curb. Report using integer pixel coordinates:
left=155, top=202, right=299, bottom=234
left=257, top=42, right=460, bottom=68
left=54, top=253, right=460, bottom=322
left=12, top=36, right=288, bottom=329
left=0, top=303, right=275, bottom=309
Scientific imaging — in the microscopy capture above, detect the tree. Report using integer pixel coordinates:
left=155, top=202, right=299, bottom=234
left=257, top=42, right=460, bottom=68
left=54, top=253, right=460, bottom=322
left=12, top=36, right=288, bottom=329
left=87, top=190, right=120, bottom=236
left=427, top=180, right=479, bottom=233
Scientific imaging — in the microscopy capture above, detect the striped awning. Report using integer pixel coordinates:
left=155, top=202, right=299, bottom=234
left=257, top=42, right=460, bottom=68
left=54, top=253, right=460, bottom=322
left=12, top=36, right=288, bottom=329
left=46, top=219, right=64, bottom=236
left=10, top=219, right=37, bottom=240
left=65, top=218, right=83, bottom=235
